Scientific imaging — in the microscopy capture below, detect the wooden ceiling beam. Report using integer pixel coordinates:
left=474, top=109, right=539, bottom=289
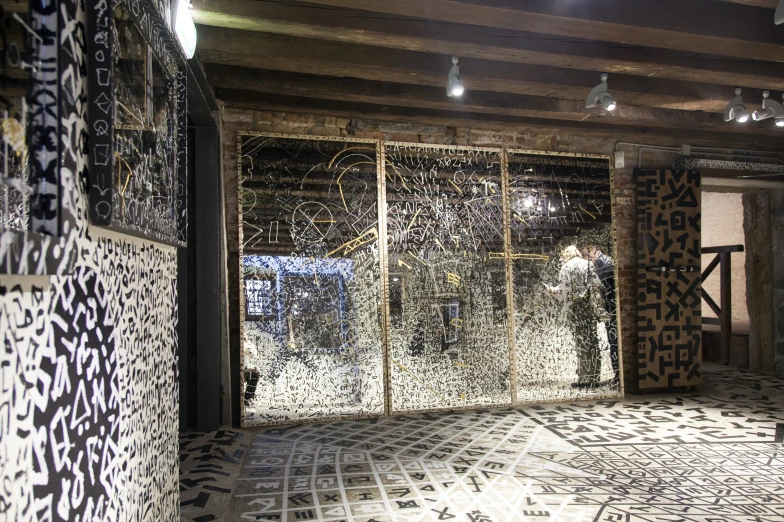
left=208, top=66, right=774, bottom=134
left=716, top=0, right=777, bottom=7
left=197, top=27, right=784, bottom=108
left=192, top=9, right=784, bottom=92
left=286, top=0, right=784, bottom=61
left=216, top=90, right=784, bottom=150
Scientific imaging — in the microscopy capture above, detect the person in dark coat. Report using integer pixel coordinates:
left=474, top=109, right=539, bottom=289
left=583, top=244, right=618, bottom=383
left=544, top=245, right=604, bottom=388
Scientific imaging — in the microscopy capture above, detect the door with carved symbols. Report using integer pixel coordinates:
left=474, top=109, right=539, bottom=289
left=636, top=169, right=702, bottom=388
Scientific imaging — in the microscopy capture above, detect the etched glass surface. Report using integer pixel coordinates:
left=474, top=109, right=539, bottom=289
left=384, top=144, right=510, bottom=412
left=508, top=152, right=620, bottom=401
left=239, top=135, right=384, bottom=424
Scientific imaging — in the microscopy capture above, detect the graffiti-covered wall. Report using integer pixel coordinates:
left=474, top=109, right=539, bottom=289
left=0, top=1, right=179, bottom=520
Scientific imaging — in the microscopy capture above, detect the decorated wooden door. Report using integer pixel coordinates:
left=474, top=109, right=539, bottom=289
left=636, top=169, right=702, bottom=388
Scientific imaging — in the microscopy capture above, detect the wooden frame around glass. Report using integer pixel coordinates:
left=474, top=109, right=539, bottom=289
left=237, top=132, right=622, bottom=427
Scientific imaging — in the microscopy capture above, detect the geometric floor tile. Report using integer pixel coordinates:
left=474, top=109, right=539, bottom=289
left=180, top=429, right=249, bottom=522
left=216, top=364, right=784, bottom=521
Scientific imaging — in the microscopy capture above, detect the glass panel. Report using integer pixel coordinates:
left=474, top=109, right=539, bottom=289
left=111, top=4, right=178, bottom=238
left=239, top=136, right=384, bottom=424
left=508, top=152, right=621, bottom=401
left=384, top=144, right=510, bottom=412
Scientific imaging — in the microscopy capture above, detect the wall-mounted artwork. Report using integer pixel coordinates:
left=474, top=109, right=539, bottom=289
left=238, top=134, right=385, bottom=425
left=0, top=1, right=79, bottom=274
left=237, top=134, right=623, bottom=426
left=88, top=0, right=187, bottom=246
left=384, top=144, right=511, bottom=412
left=508, top=152, right=620, bottom=401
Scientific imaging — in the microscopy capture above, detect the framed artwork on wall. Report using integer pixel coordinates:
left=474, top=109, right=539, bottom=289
left=87, top=0, right=187, bottom=247
left=0, top=1, right=77, bottom=274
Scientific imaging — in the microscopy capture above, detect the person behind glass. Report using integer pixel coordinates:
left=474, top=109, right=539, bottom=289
left=583, top=243, right=619, bottom=384
left=544, top=245, right=604, bottom=388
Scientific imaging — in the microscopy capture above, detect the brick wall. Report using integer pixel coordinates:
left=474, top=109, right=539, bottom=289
left=221, top=106, right=645, bottom=404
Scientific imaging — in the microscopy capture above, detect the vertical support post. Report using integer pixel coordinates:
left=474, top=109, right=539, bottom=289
left=376, top=141, right=393, bottom=416
left=195, top=126, right=222, bottom=432
left=501, top=149, right=517, bottom=405
left=235, top=131, right=245, bottom=427
left=720, top=251, right=732, bottom=366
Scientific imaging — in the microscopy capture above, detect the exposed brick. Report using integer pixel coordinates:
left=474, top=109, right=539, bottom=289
left=223, top=110, right=253, bottom=123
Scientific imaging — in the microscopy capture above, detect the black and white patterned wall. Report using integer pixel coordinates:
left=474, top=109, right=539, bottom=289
left=0, top=1, right=180, bottom=520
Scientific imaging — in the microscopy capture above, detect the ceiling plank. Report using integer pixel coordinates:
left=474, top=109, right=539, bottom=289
left=197, top=26, right=784, bottom=96
left=199, top=47, right=729, bottom=113
left=709, top=0, right=776, bottom=8
left=191, top=5, right=784, bottom=91
left=209, top=66, right=774, bottom=134
left=277, top=0, right=784, bottom=62
left=217, top=90, right=784, bottom=150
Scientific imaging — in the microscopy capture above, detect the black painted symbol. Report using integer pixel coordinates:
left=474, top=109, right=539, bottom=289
left=432, top=506, right=457, bottom=519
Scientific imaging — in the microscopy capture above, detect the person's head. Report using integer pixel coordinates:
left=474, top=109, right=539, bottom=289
left=561, top=245, right=582, bottom=263
left=582, top=243, right=603, bottom=262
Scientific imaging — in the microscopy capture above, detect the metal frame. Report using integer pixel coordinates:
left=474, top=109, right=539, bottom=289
left=507, top=149, right=623, bottom=400
left=237, top=131, right=386, bottom=427
left=87, top=0, right=187, bottom=247
left=237, top=133, right=624, bottom=427
left=0, top=0, right=74, bottom=274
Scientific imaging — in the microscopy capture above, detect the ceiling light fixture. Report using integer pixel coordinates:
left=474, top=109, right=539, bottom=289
left=585, top=73, right=616, bottom=111
left=447, top=56, right=464, bottom=97
left=776, top=0, right=784, bottom=25
left=724, top=87, right=749, bottom=123
left=173, top=0, right=197, bottom=59
left=752, top=90, right=784, bottom=127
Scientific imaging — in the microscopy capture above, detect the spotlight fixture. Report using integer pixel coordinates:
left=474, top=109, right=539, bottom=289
left=752, top=90, right=784, bottom=127
left=585, top=73, right=616, bottom=111
left=446, top=56, right=464, bottom=97
left=724, top=87, right=750, bottom=123
left=776, top=0, right=784, bottom=25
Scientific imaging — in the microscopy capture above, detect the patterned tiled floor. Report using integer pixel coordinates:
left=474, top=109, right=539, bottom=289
left=190, top=365, right=784, bottom=521
left=180, top=429, right=249, bottom=522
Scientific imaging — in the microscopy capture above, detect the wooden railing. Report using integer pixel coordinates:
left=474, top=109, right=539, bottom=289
left=702, top=245, right=744, bottom=365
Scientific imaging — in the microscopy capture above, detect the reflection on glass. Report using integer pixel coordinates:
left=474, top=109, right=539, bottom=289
left=384, top=144, right=510, bottom=412
left=239, top=136, right=383, bottom=425
left=508, top=152, right=619, bottom=401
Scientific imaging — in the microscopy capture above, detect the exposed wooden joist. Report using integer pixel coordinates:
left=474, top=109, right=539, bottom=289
left=197, top=26, right=784, bottom=100
left=717, top=0, right=777, bottom=7
left=192, top=6, right=784, bottom=93
left=208, top=66, right=775, bottom=135
left=217, top=89, right=784, bottom=150
left=283, top=0, right=784, bottom=62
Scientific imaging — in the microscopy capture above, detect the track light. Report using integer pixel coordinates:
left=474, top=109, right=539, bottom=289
left=447, top=56, right=464, bottom=97
left=723, top=87, right=749, bottom=123
left=776, top=0, right=784, bottom=25
left=586, top=73, right=616, bottom=111
left=752, top=90, right=784, bottom=127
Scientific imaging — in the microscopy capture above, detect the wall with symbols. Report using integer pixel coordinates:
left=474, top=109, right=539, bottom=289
left=238, top=136, right=622, bottom=426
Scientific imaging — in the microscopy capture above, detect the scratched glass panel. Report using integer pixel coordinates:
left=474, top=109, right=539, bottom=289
left=110, top=5, right=179, bottom=239
left=508, top=152, right=621, bottom=402
left=384, top=144, right=510, bottom=412
left=239, top=135, right=384, bottom=425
